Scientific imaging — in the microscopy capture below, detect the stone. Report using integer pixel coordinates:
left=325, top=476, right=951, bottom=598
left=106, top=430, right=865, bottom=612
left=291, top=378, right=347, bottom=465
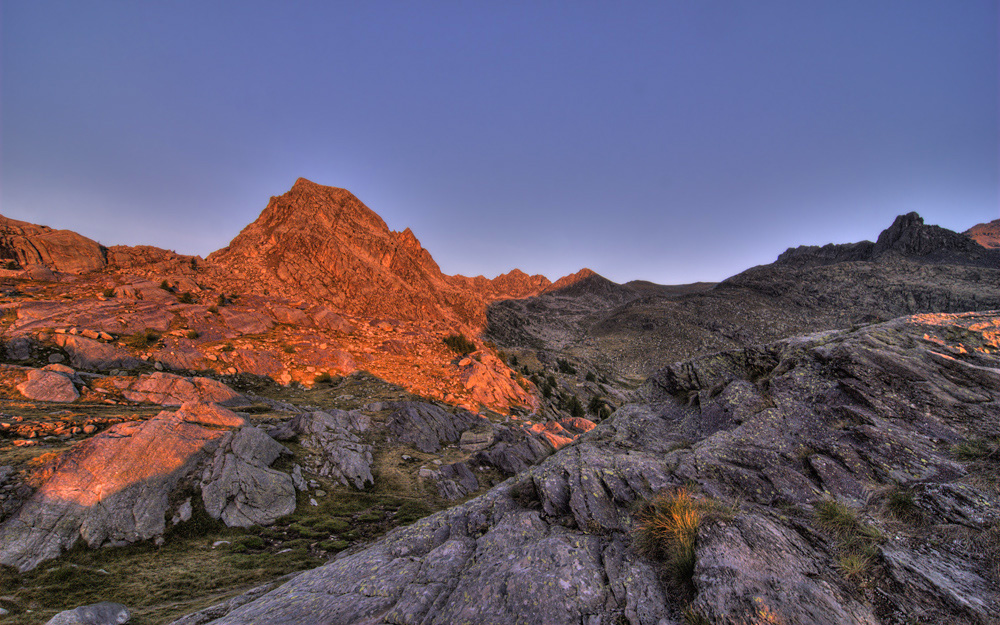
left=386, top=402, right=481, bottom=453
left=45, top=601, right=130, bottom=625
left=459, top=427, right=495, bottom=452
left=16, top=369, right=79, bottom=402
left=4, top=336, right=33, bottom=361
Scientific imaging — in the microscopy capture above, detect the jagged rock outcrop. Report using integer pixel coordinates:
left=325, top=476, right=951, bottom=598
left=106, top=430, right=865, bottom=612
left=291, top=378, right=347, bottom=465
left=172, top=312, right=1000, bottom=625
left=0, top=215, right=107, bottom=274
left=200, top=426, right=296, bottom=527
left=0, top=402, right=292, bottom=572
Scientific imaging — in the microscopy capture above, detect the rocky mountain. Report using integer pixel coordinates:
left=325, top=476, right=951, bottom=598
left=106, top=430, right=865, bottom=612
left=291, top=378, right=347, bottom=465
left=207, top=178, right=558, bottom=329
left=488, top=213, right=1000, bottom=381
left=967, top=217, right=1000, bottom=249
left=2, top=190, right=998, bottom=624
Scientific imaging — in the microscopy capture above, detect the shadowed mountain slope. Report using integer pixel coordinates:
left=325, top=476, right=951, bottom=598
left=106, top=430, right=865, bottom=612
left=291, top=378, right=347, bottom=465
left=487, top=213, right=1000, bottom=381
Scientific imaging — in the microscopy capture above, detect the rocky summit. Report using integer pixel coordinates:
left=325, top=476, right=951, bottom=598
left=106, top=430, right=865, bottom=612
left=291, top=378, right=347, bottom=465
left=0, top=183, right=998, bottom=624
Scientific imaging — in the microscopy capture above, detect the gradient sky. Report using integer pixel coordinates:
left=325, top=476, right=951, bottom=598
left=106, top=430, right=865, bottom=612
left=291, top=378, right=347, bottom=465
left=2, top=1, right=997, bottom=284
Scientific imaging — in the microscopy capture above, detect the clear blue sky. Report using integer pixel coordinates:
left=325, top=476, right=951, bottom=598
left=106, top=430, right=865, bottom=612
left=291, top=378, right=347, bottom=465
left=2, top=1, right=997, bottom=284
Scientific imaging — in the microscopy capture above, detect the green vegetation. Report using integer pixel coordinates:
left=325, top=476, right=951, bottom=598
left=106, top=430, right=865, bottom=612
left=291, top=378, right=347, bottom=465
left=4, top=259, right=19, bottom=270
left=283, top=344, right=296, bottom=354
left=220, top=342, right=235, bottom=353
left=585, top=371, right=596, bottom=382
left=102, top=287, right=116, bottom=298
left=178, top=291, right=196, bottom=304
left=159, top=280, right=171, bottom=291
left=186, top=330, right=200, bottom=340
left=314, top=372, right=333, bottom=384
left=443, top=334, right=476, bottom=356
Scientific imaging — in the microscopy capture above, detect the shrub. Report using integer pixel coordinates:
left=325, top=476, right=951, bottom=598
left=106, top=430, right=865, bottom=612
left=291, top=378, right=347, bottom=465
left=509, top=355, right=519, bottom=367
left=4, top=260, right=19, bottom=270
left=177, top=291, right=195, bottom=304
left=159, top=280, right=171, bottom=291
left=216, top=294, right=229, bottom=307
left=567, top=395, right=584, bottom=418
left=836, top=550, right=873, bottom=582
left=124, top=329, right=160, bottom=349
left=186, top=330, right=200, bottom=340
left=314, top=372, right=333, bottom=384
left=208, top=305, right=219, bottom=314
left=220, top=343, right=235, bottom=353
left=283, top=344, right=296, bottom=354
left=813, top=498, right=882, bottom=580
left=585, top=371, right=596, bottom=382
left=443, top=334, right=476, bottom=356
left=588, top=396, right=605, bottom=416
left=557, top=358, right=577, bottom=375
left=102, top=287, right=116, bottom=298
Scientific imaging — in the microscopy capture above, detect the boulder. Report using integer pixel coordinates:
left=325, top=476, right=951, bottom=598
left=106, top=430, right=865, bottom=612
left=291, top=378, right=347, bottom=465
left=386, top=402, right=481, bottom=453
left=45, top=602, right=130, bottom=625
left=0, top=215, right=106, bottom=274
left=16, top=369, right=78, bottom=403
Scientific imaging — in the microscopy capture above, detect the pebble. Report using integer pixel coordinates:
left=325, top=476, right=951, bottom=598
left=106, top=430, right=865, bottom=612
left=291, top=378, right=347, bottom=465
left=212, top=540, right=231, bottom=548
left=309, top=498, right=318, bottom=506
left=315, top=489, right=327, bottom=497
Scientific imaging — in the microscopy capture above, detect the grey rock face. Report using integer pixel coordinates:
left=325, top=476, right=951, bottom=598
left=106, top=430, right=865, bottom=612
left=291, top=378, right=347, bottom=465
left=291, top=410, right=374, bottom=489
left=173, top=313, right=1000, bottom=625
left=386, top=402, right=480, bottom=453
left=200, top=426, right=296, bottom=527
left=45, top=602, right=130, bottom=625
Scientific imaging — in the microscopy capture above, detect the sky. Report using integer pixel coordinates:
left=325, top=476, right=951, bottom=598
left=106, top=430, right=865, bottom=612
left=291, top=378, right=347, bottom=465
left=2, top=1, right=997, bottom=285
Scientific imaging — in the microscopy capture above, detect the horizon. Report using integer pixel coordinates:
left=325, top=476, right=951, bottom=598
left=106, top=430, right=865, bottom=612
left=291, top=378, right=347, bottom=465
left=2, top=2, right=997, bottom=284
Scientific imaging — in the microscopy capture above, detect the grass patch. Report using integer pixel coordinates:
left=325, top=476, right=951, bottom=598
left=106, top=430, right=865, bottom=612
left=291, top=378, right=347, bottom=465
left=884, top=485, right=921, bottom=525
left=186, top=330, right=200, bottom=340
left=102, top=287, right=116, bottom=298
left=952, top=438, right=999, bottom=461
left=813, top=498, right=882, bottom=582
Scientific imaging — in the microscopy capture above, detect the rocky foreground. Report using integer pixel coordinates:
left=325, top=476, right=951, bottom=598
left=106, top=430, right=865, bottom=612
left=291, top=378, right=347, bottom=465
left=163, top=311, right=999, bottom=625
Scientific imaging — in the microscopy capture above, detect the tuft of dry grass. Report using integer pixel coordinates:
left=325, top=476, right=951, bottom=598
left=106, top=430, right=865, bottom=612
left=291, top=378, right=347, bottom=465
left=635, top=488, right=721, bottom=597
left=814, top=498, right=882, bottom=582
